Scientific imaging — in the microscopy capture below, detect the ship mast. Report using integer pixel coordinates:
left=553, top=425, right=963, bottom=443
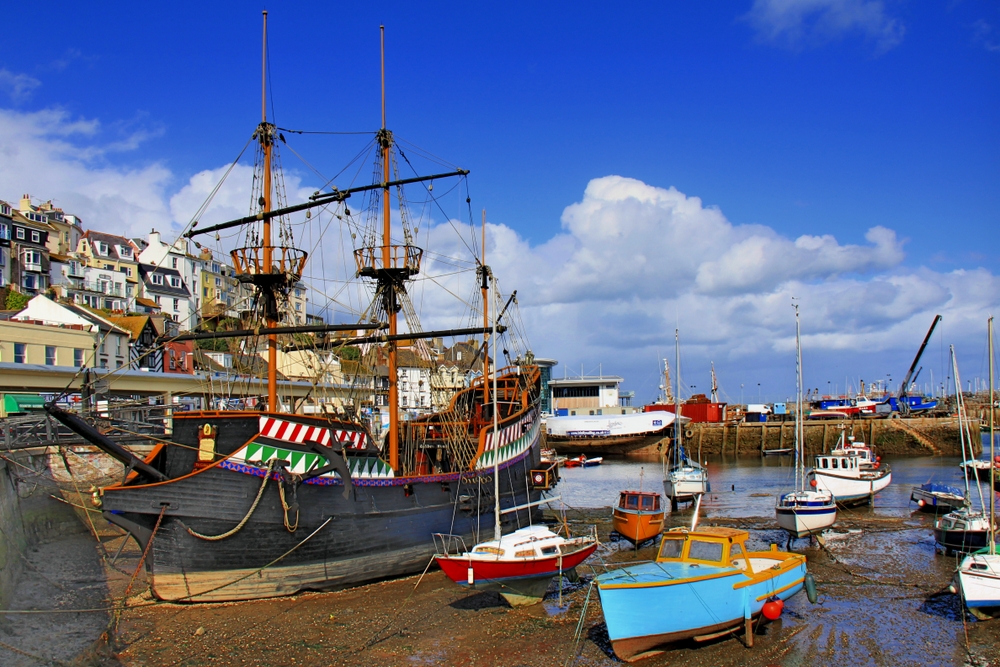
left=480, top=210, right=490, bottom=408
left=261, top=10, right=278, bottom=411
left=380, top=25, right=400, bottom=470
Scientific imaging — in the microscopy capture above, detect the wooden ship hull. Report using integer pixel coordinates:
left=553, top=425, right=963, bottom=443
left=95, top=380, right=545, bottom=602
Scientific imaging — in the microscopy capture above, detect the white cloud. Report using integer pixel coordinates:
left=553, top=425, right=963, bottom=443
left=746, top=0, right=906, bottom=53
left=0, top=69, right=42, bottom=103
left=2, top=102, right=996, bottom=401
left=0, top=108, right=172, bottom=239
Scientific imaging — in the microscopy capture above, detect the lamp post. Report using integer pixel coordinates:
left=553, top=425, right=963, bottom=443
left=757, top=383, right=761, bottom=403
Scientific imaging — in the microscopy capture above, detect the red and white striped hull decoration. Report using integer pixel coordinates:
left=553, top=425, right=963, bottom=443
left=258, top=416, right=369, bottom=450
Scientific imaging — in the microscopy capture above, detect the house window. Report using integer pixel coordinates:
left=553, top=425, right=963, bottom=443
left=151, top=273, right=163, bottom=286
left=21, top=249, right=42, bottom=271
left=116, top=337, right=121, bottom=355
left=104, top=263, right=114, bottom=270
left=63, top=231, right=69, bottom=243
left=125, top=267, right=132, bottom=277
left=169, top=349, right=176, bottom=370
left=0, top=222, right=8, bottom=239
left=16, top=227, right=25, bottom=240
left=45, top=346, right=56, bottom=365
left=74, top=348, right=84, bottom=367
left=22, top=274, right=37, bottom=290
left=31, top=230, right=40, bottom=243
left=14, top=343, right=26, bottom=363
left=169, top=276, right=181, bottom=288
left=171, top=257, right=178, bottom=269
left=173, top=298, right=179, bottom=311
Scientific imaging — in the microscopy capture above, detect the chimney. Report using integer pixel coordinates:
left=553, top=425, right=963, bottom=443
left=20, top=195, right=32, bottom=212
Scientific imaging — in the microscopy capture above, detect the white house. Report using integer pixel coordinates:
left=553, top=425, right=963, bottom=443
left=13, top=295, right=131, bottom=370
left=136, top=231, right=202, bottom=329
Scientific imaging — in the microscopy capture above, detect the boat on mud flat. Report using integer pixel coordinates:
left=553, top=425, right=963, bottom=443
left=45, top=17, right=551, bottom=603
left=612, top=490, right=665, bottom=546
left=807, top=446, right=891, bottom=506
left=433, top=523, right=598, bottom=606
left=775, top=303, right=837, bottom=540
left=595, top=526, right=814, bottom=663
left=910, top=482, right=966, bottom=513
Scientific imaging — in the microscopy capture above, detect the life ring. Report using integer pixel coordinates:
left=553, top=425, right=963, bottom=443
left=532, top=471, right=545, bottom=485
left=684, top=429, right=694, bottom=439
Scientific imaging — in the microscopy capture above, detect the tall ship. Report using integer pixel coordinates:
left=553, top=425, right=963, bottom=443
left=46, top=16, right=549, bottom=602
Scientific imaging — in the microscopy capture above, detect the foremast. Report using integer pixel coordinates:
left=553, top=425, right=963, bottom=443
left=230, top=10, right=307, bottom=412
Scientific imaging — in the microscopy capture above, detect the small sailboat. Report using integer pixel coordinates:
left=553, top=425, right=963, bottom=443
left=563, top=454, right=603, bottom=468
left=663, top=329, right=709, bottom=510
left=595, top=526, right=812, bottom=662
left=934, top=344, right=996, bottom=555
left=775, top=302, right=837, bottom=539
left=433, top=270, right=598, bottom=606
left=612, top=469, right=665, bottom=546
left=952, top=316, right=1000, bottom=619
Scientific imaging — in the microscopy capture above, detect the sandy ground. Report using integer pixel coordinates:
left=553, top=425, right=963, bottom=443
left=1, top=507, right=998, bottom=667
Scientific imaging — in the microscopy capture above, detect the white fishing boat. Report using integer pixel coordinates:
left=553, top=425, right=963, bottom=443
left=775, top=302, right=836, bottom=539
left=806, top=451, right=891, bottom=506
left=952, top=317, right=1000, bottom=619
left=663, top=329, right=709, bottom=510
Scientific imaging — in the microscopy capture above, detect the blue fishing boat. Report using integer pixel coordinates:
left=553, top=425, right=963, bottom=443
left=595, top=526, right=810, bottom=662
left=910, top=482, right=966, bottom=513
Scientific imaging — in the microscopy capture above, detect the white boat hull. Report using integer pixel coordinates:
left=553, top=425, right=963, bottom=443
left=663, top=471, right=709, bottom=502
left=809, top=469, right=891, bottom=505
left=775, top=491, right=837, bottom=538
left=955, top=553, right=1000, bottom=619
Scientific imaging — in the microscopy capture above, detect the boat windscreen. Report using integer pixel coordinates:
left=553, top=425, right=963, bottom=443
left=688, top=540, right=724, bottom=563
left=659, top=538, right=684, bottom=560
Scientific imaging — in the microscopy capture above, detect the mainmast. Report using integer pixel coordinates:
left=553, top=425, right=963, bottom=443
left=380, top=25, right=400, bottom=471
left=261, top=10, right=278, bottom=411
left=480, top=210, right=490, bottom=408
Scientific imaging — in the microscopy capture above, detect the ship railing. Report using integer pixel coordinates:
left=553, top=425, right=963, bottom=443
left=231, top=246, right=307, bottom=281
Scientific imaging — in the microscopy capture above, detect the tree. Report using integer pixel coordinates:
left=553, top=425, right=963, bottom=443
left=5, top=290, right=29, bottom=311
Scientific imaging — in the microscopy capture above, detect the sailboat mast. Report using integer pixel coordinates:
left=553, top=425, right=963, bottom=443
left=261, top=10, right=278, bottom=412
left=674, top=329, right=682, bottom=458
left=491, top=275, right=501, bottom=542
left=989, top=316, right=995, bottom=553
left=481, top=210, right=490, bottom=408
left=379, top=25, right=400, bottom=471
left=794, top=302, right=802, bottom=492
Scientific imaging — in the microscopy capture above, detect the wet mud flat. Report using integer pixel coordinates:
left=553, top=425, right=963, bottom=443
left=2, top=508, right=998, bottom=667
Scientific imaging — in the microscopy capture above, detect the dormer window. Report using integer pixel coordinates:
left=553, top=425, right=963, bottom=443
left=151, top=273, right=164, bottom=286
left=96, top=241, right=109, bottom=256
left=116, top=245, right=133, bottom=259
left=0, top=203, right=9, bottom=215
left=169, top=276, right=181, bottom=288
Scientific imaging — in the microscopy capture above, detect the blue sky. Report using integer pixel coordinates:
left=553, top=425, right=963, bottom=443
left=1, top=1, right=998, bottom=403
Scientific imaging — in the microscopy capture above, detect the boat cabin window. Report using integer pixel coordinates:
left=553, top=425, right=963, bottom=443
left=831, top=459, right=838, bottom=469
left=515, top=549, right=537, bottom=558
left=688, top=540, right=724, bottom=563
left=641, top=495, right=655, bottom=510
left=541, top=546, right=559, bottom=556
left=473, top=546, right=503, bottom=556
left=658, top=538, right=684, bottom=560
left=819, top=458, right=828, bottom=468
left=623, top=494, right=639, bottom=509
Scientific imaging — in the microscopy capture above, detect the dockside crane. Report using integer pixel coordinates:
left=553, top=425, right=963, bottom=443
left=882, top=314, right=942, bottom=416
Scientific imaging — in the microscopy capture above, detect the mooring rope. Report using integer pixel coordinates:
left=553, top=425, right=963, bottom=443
left=184, top=460, right=276, bottom=540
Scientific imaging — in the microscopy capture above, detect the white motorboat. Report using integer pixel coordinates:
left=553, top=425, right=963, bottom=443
left=807, top=452, right=891, bottom=505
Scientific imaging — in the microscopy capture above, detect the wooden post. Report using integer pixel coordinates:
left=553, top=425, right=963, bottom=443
left=761, top=424, right=766, bottom=455
left=822, top=423, right=828, bottom=453
left=779, top=423, right=785, bottom=451
left=735, top=424, right=740, bottom=457
left=745, top=616, right=754, bottom=647
left=722, top=424, right=728, bottom=458
left=698, top=426, right=704, bottom=463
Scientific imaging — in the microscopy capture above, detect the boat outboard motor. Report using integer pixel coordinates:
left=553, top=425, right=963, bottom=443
left=44, top=402, right=169, bottom=483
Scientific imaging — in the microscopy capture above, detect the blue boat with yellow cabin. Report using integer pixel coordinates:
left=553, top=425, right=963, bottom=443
left=595, top=526, right=810, bottom=662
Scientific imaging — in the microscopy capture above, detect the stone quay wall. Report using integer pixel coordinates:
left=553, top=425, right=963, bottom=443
left=626, top=416, right=980, bottom=459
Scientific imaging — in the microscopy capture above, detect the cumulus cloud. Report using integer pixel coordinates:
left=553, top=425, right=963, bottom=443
left=2, top=101, right=996, bottom=400
left=0, top=108, right=172, bottom=239
left=746, top=0, right=906, bottom=53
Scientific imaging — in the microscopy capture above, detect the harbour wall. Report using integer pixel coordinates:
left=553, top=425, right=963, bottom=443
left=625, top=416, right=980, bottom=459
left=0, top=451, right=88, bottom=610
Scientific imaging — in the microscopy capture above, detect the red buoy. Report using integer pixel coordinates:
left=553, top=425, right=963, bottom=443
left=810, top=479, right=818, bottom=487
left=917, top=499, right=925, bottom=507
left=762, top=597, right=784, bottom=620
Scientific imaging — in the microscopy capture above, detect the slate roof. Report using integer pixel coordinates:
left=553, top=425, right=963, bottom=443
left=137, top=263, right=191, bottom=297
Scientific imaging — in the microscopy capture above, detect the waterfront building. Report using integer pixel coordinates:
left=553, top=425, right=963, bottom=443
left=74, top=230, right=139, bottom=308
left=0, top=316, right=95, bottom=369
left=0, top=201, right=12, bottom=289
left=137, top=263, right=195, bottom=329
left=13, top=295, right=130, bottom=369
left=548, top=373, right=634, bottom=416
